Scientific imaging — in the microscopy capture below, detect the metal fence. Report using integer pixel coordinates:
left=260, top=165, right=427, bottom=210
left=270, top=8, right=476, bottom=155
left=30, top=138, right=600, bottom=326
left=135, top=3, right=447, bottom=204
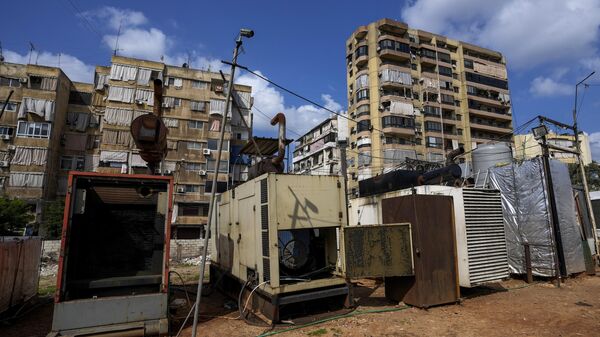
left=0, top=236, right=42, bottom=314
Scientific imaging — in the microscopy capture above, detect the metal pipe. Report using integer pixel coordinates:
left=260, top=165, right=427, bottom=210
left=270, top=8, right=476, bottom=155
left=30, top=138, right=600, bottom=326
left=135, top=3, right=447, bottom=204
left=0, top=90, right=14, bottom=120
left=153, top=78, right=163, bottom=117
left=270, top=112, right=286, bottom=165
left=191, top=32, right=247, bottom=337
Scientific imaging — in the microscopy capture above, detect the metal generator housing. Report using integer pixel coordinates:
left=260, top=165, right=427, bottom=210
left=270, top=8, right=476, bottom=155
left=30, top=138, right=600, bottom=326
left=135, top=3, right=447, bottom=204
left=350, top=186, right=509, bottom=287
left=213, top=173, right=347, bottom=294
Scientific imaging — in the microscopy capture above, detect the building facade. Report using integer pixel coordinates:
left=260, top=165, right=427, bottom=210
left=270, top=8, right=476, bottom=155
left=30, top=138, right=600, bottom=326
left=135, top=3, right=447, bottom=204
left=346, top=18, right=513, bottom=193
left=292, top=116, right=342, bottom=175
left=514, top=132, right=592, bottom=165
left=0, top=56, right=252, bottom=238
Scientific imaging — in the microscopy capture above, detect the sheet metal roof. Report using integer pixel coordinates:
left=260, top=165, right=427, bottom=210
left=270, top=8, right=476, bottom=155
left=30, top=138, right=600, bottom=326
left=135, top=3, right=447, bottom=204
left=239, top=136, right=293, bottom=156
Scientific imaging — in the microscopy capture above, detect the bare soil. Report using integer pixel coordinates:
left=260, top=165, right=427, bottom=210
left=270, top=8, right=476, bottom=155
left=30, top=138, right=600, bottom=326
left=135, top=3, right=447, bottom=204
left=2, top=266, right=600, bottom=337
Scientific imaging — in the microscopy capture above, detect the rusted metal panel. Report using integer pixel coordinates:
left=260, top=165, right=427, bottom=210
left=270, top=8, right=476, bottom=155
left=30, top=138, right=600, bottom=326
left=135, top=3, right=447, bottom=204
left=343, top=223, right=413, bottom=278
left=0, top=237, right=41, bottom=314
left=382, top=194, right=459, bottom=308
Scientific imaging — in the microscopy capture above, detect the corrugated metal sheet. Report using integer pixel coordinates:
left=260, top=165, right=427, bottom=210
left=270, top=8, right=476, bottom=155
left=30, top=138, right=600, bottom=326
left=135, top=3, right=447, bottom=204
left=239, top=137, right=292, bottom=156
left=0, top=237, right=42, bottom=314
left=462, top=189, right=510, bottom=285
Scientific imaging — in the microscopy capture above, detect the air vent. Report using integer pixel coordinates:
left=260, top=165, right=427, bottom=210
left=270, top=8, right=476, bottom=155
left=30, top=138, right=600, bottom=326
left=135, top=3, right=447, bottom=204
left=462, top=188, right=509, bottom=285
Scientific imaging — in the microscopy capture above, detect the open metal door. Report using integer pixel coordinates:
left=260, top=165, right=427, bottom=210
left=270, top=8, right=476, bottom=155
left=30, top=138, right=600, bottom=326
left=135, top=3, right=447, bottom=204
left=342, top=223, right=413, bottom=278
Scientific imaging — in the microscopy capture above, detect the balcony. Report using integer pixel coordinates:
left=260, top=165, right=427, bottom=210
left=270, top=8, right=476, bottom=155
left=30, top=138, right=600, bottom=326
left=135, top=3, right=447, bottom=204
left=355, top=44, right=369, bottom=67
left=378, top=40, right=411, bottom=62
left=468, top=106, right=512, bottom=121
left=470, top=122, right=512, bottom=134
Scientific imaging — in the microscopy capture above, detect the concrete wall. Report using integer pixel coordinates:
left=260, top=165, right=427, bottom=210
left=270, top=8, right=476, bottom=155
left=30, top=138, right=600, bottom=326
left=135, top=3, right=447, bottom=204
left=41, top=239, right=207, bottom=262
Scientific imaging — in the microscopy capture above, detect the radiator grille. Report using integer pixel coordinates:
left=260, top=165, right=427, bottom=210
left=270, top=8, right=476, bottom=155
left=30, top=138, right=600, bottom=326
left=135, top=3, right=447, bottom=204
left=463, top=188, right=509, bottom=285
left=260, top=179, right=270, bottom=281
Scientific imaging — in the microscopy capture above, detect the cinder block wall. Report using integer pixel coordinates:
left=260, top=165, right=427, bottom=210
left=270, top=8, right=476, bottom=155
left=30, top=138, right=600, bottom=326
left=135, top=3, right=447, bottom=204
left=41, top=239, right=209, bottom=262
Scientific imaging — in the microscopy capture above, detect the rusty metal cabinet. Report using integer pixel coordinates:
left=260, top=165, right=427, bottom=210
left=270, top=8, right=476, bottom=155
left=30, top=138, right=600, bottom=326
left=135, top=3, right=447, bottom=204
left=381, top=194, right=459, bottom=308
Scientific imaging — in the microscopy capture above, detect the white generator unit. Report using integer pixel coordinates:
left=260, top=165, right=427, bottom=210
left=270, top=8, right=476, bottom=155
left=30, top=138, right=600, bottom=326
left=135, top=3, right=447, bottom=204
left=350, top=186, right=509, bottom=287
left=212, top=173, right=413, bottom=321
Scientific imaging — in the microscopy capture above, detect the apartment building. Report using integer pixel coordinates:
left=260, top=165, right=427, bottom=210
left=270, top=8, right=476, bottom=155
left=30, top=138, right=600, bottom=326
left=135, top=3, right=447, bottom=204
left=346, top=18, right=513, bottom=193
left=0, top=56, right=253, bottom=238
left=0, top=62, right=72, bottom=221
left=292, top=116, right=342, bottom=175
left=514, top=132, right=592, bottom=165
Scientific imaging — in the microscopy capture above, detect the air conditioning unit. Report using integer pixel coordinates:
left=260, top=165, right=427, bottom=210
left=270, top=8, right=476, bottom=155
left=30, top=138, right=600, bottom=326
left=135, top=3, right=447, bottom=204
left=7, top=145, right=16, bottom=151
left=176, top=187, right=186, bottom=193
left=198, top=170, right=207, bottom=176
left=214, top=85, right=224, bottom=93
left=0, top=161, right=9, bottom=167
left=376, top=46, right=381, bottom=52
left=163, top=170, right=173, bottom=175
left=20, top=77, right=28, bottom=83
left=452, top=64, right=457, bottom=69
left=203, top=149, right=212, bottom=156
left=135, top=99, right=145, bottom=105
left=0, top=134, right=10, bottom=140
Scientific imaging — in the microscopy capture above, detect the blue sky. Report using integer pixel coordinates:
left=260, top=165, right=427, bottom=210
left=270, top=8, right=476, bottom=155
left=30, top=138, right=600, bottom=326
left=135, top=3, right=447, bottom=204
left=3, top=0, right=600, bottom=159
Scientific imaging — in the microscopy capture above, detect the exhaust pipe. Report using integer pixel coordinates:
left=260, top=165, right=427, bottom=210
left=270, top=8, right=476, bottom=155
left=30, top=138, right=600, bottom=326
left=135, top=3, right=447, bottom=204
left=270, top=112, right=286, bottom=165
left=153, top=79, right=163, bottom=117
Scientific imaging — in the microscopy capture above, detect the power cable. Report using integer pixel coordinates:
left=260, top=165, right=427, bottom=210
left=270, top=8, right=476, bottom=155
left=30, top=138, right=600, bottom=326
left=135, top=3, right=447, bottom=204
left=62, top=0, right=103, bottom=39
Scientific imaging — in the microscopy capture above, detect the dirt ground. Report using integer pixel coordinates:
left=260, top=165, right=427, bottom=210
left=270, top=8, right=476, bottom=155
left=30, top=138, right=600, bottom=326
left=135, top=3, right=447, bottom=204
left=2, top=266, right=600, bottom=337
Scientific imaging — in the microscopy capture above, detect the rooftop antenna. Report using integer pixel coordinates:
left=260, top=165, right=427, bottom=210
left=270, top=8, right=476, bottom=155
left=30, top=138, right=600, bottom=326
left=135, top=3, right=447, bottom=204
left=58, top=52, right=61, bottom=68
left=113, top=18, right=123, bottom=56
left=28, top=42, right=35, bottom=64
left=0, top=41, right=4, bottom=62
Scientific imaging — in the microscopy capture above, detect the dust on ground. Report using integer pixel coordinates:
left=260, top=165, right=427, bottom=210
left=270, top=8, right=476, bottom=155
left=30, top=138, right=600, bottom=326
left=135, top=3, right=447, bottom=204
left=2, top=265, right=600, bottom=337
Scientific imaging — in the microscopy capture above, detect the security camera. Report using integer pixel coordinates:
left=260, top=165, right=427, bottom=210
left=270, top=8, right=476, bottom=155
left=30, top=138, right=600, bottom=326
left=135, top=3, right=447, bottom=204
left=240, top=29, right=254, bottom=38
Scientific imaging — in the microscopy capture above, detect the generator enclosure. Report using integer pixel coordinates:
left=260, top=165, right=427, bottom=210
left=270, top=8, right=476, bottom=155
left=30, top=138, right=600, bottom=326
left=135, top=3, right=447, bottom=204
left=214, top=173, right=348, bottom=295
left=350, top=186, right=509, bottom=287
left=50, top=172, right=173, bottom=337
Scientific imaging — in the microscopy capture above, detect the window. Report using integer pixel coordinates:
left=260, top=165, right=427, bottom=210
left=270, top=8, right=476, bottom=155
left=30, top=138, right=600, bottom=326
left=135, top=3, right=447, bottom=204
left=425, top=121, right=442, bottom=132
left=439, top=66, right=452, bottom=77
left=191, top=80, right=209, bottom=89
left=0, top=77, right=20, bottom=87
left=16, top=121, right=51, bottom=138
left=60, top=156, right=85, bottom=171
left=356, top=120, right=371, bottom=132
left=421, top=48, right=436, bottom=59
left=378, top=39, right=410, bottom=53
left=464, top=59, right=474, bottom=69
left=355, top=105, right=370, bottom=118
left=69, top=91, right=92, bottom=105
left=356, top=88, right=369, bottom=102
left=184, top=185, right=201, bottom=193
left=0, top=102, right=17, bottom=112
left=467, top=85, right=477, bottom=95
left=178, top=203, right=209, bottom=216
left=441, top=94, right=455, bottom=104
left=185, top=162, right=205, bottom=171
left=0, top=126, right=14, bottom=136
left=207, top=139, right=229, bottom=150
left=190, top=101, right=207, bottom=111
left=423, top=106, right=440, bottom=116
left=382, top=116, right=415, bottom=128
left=207, top=159, right=228, bottom=173
left=438, top=52, right=451, bottom=63
left=29, top=76, right=57, bottom=90
left=205, top=181, right=228, bottom=193
left=187, top=141, right=202, bottom=150
left=355, top=45, right=368, bottom=58
left=188, top=120, right=204, bottom=129
left=465, top=72, right=508, bottom=89
left=426, top=136, right=442, bottom=148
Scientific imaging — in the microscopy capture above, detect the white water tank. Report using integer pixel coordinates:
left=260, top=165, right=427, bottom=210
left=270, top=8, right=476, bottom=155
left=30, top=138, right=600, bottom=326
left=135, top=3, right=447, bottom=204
left=472, top=143, right=512, bottom=186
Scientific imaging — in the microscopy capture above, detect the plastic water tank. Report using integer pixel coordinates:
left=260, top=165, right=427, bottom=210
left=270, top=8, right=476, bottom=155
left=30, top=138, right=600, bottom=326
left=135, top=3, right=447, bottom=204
left=472, top=143, right=512, bottom=186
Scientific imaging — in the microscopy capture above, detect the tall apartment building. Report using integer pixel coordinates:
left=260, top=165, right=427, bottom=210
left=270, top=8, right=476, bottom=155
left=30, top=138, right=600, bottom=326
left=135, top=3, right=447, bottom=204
left=0, top=56, right=252, bottom=238
left=514, top=132, right=592, bottom=165
left=346, top=18, right=512, bottom=193
left=292, top=116, right=342, bottom=175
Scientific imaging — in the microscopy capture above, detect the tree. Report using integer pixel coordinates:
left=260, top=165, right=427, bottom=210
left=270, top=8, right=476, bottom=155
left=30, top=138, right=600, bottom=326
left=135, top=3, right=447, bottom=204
left=569, top=161, right=600, bottom=191
left=41, top=199, right=65, bottom=239
left=0, top=197, right=34, bottom=235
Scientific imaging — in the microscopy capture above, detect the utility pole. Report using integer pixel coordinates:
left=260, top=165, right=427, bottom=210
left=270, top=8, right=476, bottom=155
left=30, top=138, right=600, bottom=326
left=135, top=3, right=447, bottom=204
left=535, top=120, right=567, bottom=277
left=573, top=71, right=599, bottom=261
left=190, top=28, right=254, bottom=337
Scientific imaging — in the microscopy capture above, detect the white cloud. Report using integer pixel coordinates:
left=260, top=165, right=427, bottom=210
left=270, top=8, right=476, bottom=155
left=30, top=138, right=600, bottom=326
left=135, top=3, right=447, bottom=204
left=4, top=50, right=94, bottom=83
left=589, top=132, right=600, bottom=161
left=401, top=0, right=600, bottom=69
left=530, top=76, right=572, bottom=96
left=236, top=71, right=340, bottom=136
left=83, top=6, right=147, bottom=30
left=103, top=28, right=170, bottom=61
